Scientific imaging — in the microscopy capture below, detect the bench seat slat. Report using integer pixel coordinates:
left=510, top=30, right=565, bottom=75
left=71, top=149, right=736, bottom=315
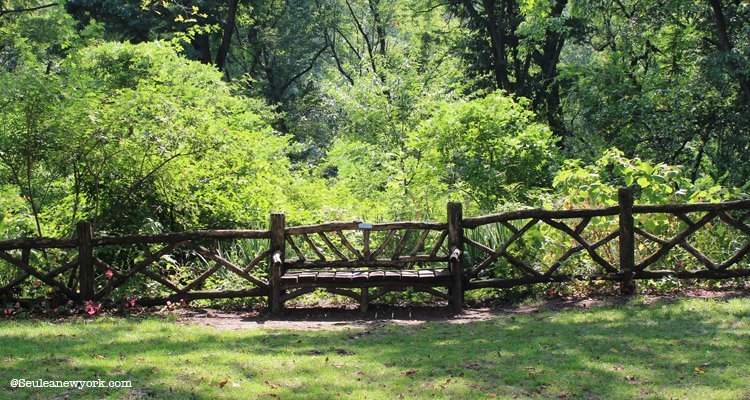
left=280, top=268, right=451, bottom=285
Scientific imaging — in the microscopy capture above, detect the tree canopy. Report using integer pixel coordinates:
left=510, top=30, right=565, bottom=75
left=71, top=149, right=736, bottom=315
left=0, top=0, right=748, bottom=236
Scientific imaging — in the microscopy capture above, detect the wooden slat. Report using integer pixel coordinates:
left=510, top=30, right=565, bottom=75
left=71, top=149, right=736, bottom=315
left=316, top=271, right=336, bottom=283
left=400, top=270, right=420, bottom=282
left=352, top=271, right=369, bottom=281
left=429, top=230, right=448, bottom=258
left=286, top=221, right=447, bottom=235
left=285, top=236, right=305, bottom=262
left=283, top=256, right=449, bottom=269
left=384, top=270, right=401, bottom=280
left=371, top=229, right=397, bottom=259
left=334, top=271, right=354, bottom=282
left=391, top=230, right=411, bottom=260
left=336, top=230, right=363, bottom=259
left=368, top=270, right=385, bottom=281
left=410, top=229, right=431, bottom=257
left=301, top=234, right=326, bottom=261
left=363, top=230, right=371, bottom=259
left=418, top=269, right=436, bottom=278
left=279, top=273, right=299, bottom=284
left=318, top=232, right=349, bottom=260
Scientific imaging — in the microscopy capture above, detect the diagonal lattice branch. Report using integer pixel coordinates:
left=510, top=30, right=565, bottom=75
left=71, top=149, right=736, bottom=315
left=635, top=211, right=718, bottom=271
left=95, top=242, right=184, bottom=299
left=542, top=218, right=618, bottom=273
left=466, top=219, right=540, bottom=279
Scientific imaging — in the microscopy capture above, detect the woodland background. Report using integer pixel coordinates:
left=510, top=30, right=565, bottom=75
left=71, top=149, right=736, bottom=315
left=1, top=0, right=748, bottom=238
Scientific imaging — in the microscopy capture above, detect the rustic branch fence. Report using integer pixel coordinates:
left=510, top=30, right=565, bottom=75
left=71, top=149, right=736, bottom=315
left=1, top=187, right=749, bottom=314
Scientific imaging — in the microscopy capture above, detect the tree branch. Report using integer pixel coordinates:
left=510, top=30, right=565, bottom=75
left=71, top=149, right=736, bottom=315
left=279, top=44, right=329, bottom=94
left=0, top=3, right=57, bottom=17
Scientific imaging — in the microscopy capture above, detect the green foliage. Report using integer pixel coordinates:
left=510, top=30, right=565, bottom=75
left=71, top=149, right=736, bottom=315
left=417, top=92, right=560, bottom=210
left=64, top=41, right=291, bottom=232
left=550, top=148, right=740, bottom=208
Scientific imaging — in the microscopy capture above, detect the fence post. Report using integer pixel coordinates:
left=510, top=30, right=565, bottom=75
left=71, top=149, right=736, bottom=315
left=269, top=213, right=285, bottom=315
left=447, top=202, right=464, bottom=311
left=76, top=221, right=94, bottom=302
left=618, top=187, right=636, bottom=295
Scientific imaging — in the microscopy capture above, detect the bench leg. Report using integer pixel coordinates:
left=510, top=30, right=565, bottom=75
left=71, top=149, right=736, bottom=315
left=360, top=288, right=369, bottom=314
left=449, top=279, right=463, bottom=312
left=271, top=286, right=282, bottom=316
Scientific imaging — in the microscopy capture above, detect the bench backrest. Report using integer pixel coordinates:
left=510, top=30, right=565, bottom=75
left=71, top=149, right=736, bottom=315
left=282, top=222, right=450, bottom=271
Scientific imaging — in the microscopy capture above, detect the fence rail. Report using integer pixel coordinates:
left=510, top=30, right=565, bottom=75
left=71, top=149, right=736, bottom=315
left=1, top=187, right=749, bottom=310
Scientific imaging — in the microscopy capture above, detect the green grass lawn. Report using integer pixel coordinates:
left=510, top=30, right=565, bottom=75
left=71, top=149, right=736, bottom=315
left=1, top=297, right=749, bottom=399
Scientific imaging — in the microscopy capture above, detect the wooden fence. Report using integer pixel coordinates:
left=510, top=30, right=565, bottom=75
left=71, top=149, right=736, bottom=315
left=1, top=187, right=749, bottom=309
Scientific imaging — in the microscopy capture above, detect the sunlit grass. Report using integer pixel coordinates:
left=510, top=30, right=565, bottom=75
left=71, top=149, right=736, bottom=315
left=1, top=297, right=749, bottom=399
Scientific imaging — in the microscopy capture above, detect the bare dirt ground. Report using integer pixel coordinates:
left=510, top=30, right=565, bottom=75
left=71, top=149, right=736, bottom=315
left=171, top=289, right=750, bottom=331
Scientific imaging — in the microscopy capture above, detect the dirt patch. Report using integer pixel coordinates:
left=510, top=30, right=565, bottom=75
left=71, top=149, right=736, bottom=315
left=172, top=289, right=750, bottom=330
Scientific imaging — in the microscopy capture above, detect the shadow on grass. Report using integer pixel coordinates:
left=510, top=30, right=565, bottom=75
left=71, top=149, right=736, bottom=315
left=1, top=297, right=749, bottom=399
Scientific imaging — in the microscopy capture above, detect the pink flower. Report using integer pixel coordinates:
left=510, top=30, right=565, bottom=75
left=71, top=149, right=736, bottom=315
left=105, top=270, right=114, bottom=279
left=85, top=300, right=101, bottom=316
left=180, top=299, right=186, bottom=306
left=33, top=280, right=41, bottom=287
left=129, top=299, right=136, bottom=308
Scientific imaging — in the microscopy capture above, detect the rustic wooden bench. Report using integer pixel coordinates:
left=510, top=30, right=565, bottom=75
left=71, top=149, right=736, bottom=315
left=268, top=203, right=464, bottom=314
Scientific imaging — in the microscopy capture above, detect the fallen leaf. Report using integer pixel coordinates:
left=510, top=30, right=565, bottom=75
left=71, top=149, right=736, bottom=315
left=92, top=354, right=106, bottom=359
left=218, top=380, right=228, bottom=388
left=403, top=369, right=417, bottom=377
left=694, top=367, right=706, bottom=375
left=613, top=365, right=624, bottom=371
